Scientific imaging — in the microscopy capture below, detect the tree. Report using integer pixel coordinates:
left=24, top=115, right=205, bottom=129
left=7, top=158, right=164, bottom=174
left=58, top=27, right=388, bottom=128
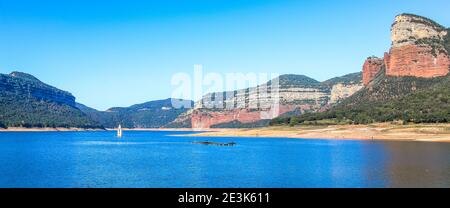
left=289, top=117, right=300, bottom=127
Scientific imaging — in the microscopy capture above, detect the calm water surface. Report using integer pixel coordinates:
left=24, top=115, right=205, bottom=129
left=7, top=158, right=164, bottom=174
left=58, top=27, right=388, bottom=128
left=0, top=131, right=449, bottom=188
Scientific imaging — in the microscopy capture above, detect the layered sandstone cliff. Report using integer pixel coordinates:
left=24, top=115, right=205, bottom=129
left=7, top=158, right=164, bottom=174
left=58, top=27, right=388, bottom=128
left=363, top=14, right=450, bottom=86
left=168, top=74, right=363, bottom=129
left=189, top=75, right=329, bottom=128
left=362, top=57, right=384, bottom=85
left=329, top=83, right=364, bottom=104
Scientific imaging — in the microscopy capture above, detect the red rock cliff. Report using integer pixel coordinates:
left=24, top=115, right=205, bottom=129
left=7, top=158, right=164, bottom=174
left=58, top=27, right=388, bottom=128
left=190, top=105, right=299, bottom=129
left=362, top=57, right=384, bottom=86
left=385, top=44, right=450, bottom=77
left=386, top=14, right=449, bottom=77
left=362, top=14, right=450, bottom=85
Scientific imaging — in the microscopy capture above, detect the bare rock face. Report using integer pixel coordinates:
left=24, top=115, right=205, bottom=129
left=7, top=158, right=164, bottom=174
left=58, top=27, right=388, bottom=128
left=190, top=104, right=317, bottom=129
left=191, top=108, right=281, bottom=129
left=362, top=14, right=450, bottom=85
left=190, top=82, right=329, bottom=128
left=362, top=57, right=384, bottom=86
left=386, top=14, right=449, bottom=78
left=386, top=44, right=450, bottom=77
left=329, top=83, right=364, bottom=103
left=169, top=73, right=363, bottom=129
left=391, top=14, right=447, bottom=48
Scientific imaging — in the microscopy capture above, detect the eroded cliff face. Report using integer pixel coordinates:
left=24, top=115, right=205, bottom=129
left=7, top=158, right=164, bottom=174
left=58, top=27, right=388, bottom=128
left=386, top=44, right=450, bottom=77
left=387, top=14, right=449, bottom=78
left=168, top=74, right=363, bottom=129
left=329, top=83, right=364, bottom=104
left=391, top=14, right=447, bottom=47
left=190, top=87, right=328, bottom=128
left=190, top=107, right=293, bottom=129
left=363, top=14, right=450, bottom=86
left=362, top=57, right=384, bottom=85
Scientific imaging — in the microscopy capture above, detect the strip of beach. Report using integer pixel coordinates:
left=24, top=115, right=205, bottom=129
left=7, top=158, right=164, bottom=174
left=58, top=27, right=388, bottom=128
left=0, top=127, right=207, bottom=132
left=0, top=127, right=105, bottom=132
left=184, top=123, right=450, bottom=143
left=1, top=123, right=449, bottom=142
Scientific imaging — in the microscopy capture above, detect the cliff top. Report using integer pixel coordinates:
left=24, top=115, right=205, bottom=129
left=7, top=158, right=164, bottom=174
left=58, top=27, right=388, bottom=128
left=391, top=13, right=448, bottom=48
left=9, top=71, right=41, bottom=82
left=395, top=13, right=446, bottom=30
left=323, top=72, right=362, bottom=86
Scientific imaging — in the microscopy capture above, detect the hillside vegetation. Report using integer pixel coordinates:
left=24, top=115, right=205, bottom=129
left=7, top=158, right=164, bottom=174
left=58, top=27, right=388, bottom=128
left=0, top=72, right=101, bottom=128
left=271, top=73, right=450, bottom=125
left=79, top=98, right=193, bottom=128
left=0, top=94, right=101, bottom=128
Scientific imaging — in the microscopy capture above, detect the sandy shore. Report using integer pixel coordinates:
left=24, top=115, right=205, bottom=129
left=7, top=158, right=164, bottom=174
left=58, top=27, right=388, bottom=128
left=0, top=127, right=212, bottom=132
left=105, top=128, right=212, bottom=132
left=0, top=127, right=105, bottom=132
left=184, top=123, right=450, bottom=142
left=2, top=124, right=449, bottom=142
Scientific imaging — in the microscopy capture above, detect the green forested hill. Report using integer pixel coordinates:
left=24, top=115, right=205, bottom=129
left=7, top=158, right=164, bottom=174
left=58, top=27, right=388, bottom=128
left=276, top=74, right=325, bottom=89
left=322, top=72, right=362, bottom=87
left=78, top=98, right=193, bottom=128
left=0, top=94, right=101, bottom=128
left=0, top=72, right=101, bottom=128
left=0, top=71, right=192, bottom=129
left=272, top=73, right=450, bottom=125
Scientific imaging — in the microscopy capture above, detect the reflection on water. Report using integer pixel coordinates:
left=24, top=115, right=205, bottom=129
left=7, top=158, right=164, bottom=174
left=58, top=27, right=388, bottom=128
left=0, top=131, right=449, bottom=187
left=384, top=142, right=450, bottom=188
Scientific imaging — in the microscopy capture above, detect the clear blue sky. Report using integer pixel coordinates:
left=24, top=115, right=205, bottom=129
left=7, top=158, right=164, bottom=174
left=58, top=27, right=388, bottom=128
left=1, top=0, right=449, bottom=110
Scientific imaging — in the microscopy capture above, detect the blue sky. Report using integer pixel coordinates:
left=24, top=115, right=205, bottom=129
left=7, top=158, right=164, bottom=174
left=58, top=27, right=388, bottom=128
left=1, top=0, right=449, bottom=110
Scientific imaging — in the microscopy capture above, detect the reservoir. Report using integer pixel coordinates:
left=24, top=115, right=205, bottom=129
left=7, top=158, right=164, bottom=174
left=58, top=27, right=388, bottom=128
left=0, top=131, right=449, bottom=188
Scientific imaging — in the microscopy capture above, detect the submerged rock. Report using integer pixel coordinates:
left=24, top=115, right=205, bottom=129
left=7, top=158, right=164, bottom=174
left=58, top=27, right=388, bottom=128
left=192, top=141, right=237, bottom=146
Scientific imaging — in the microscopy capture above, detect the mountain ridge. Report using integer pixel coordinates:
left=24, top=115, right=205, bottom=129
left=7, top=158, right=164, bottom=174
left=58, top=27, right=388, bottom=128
left=78, top=98, right=193, bottom=128
left=0, top=71, right=101, bottom=128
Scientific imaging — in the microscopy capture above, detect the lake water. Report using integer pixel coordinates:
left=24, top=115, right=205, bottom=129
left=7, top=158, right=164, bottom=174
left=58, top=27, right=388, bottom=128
left=0, top=131, right=449, bottom=188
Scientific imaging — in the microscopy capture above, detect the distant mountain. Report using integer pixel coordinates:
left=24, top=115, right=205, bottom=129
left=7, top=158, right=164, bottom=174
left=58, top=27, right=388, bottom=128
left=322, top=72, right=362, bottom=87
left=0, top=71, right=101, bottom=128
left=276, top=74, right=325, bottom=88
left=168, top=72, right=363, bottom=128
left=78, top=98, right=193, bottom=128
left=2, top=71, right=76, bottom=106
left=0, top=71, right=192, bottom=129
left=273, top=14, right=450, bottom=126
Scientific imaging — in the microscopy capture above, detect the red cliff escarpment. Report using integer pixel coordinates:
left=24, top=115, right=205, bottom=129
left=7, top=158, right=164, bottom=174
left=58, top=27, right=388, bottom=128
left=362, top=14, right=450, bottom=86
left=362, top=57, right=384, bottom=86
left=385, top=44, right=450, bottom=77
left=166, top=73, right=364, bottom=129
left=190, top=105, right=299, bottom=129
